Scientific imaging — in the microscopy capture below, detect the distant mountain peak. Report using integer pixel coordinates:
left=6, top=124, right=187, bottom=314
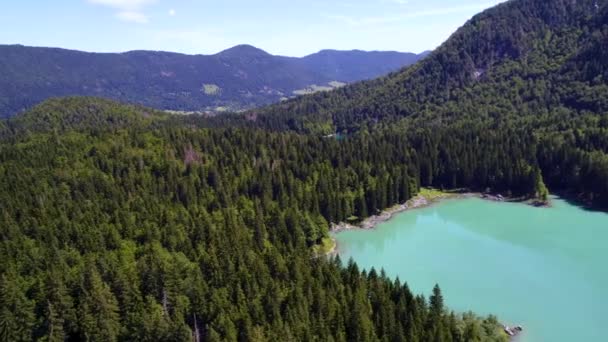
left=0, top=44, right=425, bottom=118
left=216, top=44, right=271, bottom=57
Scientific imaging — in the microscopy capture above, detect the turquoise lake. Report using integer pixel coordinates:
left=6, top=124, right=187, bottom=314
left=334, top=196, right=608, bottom=342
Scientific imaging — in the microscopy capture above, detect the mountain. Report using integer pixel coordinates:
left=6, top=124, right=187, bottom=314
left=299, top=49, right=426, bottom=83
left=0, top=44, right=426, bottom=118
left=240, top=0, right=608, bottom=207
left=253, top=0, right=608, bottom=132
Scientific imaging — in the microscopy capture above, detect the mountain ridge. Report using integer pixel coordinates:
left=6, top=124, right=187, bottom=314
left=0, top=44, right=426, bottom=118
left=239, top=0, right=608, bottom=208
left=250, top=0, right=608, bottom=132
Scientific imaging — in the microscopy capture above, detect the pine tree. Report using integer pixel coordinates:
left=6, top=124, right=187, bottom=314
left=0, top=274, right=35, bottom=342
left=430, top=284, right=444, bottom=318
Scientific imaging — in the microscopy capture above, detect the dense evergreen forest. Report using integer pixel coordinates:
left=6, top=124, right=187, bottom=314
left=238, top=0, right=608, bottom=208
left=0, top=98, right=507, bottom=341
left=2, top=0, right=608, bottom=340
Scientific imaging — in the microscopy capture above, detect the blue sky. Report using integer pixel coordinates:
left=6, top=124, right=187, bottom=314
left=0, top=0, right=506, bottom=56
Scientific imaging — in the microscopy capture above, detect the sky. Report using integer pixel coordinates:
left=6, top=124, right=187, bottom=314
left=0, top=0, right=506, bottom=57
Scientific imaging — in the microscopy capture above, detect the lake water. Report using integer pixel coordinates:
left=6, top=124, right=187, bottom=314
left=334, top=196, right=608, bottom=341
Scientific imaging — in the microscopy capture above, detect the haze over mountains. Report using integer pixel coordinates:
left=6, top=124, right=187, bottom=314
left=0, top=44, right=427, bottom=118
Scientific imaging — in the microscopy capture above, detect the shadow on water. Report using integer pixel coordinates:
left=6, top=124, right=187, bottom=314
left=553, top=191, right=608, bottom=214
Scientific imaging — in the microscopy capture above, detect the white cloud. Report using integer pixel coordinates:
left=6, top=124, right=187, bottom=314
left=116, top=11, right=149, bottom=24
left=169, top=9, right=176, bottom=16
left=88, top=0, right=156, bottom=23
left=88, top=0, right=156, bottom=10
left=325, top=2, right=497, bottom=27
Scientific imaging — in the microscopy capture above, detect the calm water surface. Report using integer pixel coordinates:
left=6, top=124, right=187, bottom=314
left=335, top=196, right=608, bottom=342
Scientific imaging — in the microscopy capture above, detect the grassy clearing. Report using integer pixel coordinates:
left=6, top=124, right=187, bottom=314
left=293, top=81, right=346, bottom=95
left=328, top=81, right=346, bottom=88
left=417, top=187, right=456, bottom=201
left=313, top=237, right=336, bottom=255
left=293, top=85, right=333, bottom=95
left=202, top=84, right=221, bottom=95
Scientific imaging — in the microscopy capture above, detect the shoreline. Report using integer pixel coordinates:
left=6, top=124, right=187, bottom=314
left=327, top=189, right=550, bottom=256
left=327, top=189, right=531, bottom=340
left=330, top=189, right=475, bottom=234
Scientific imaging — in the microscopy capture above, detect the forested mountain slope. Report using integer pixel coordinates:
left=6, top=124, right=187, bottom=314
left=0, top=44, right=424, bottom=118
left=253, top=0, right=608, bottom=131
left=0, top=97, right=507, bottom=341
left=242, top=0, right=608, bottom=208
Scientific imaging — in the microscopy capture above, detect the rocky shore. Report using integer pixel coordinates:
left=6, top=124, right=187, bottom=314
left=330, top=190, right=464, bottom=233
left=329, top=189, right=549, bottom=235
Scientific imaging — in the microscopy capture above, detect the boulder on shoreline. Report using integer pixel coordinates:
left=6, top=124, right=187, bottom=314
left=503, top=324, right=523, bottom=337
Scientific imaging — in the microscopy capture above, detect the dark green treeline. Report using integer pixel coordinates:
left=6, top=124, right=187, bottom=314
left=0, top=100, right=511, bottom=341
